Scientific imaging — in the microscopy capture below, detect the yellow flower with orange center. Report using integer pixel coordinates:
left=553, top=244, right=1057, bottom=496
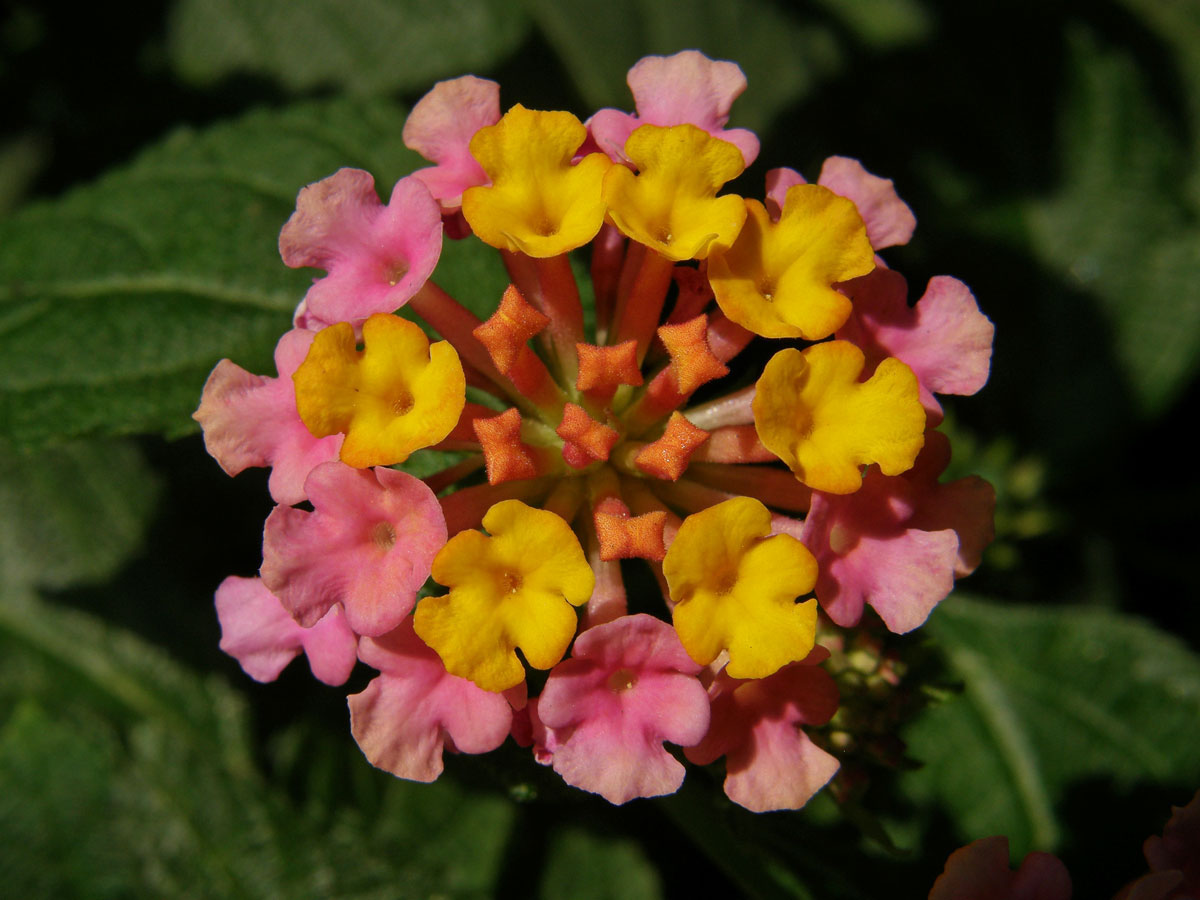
left=462, top=105, right=612, bottom=257
left=663, top=497, right=818, bottom=679
left=292, top=313, right=465, bottom=468
left=414, top=500, right=595, bottom=691
left=753, top=341, right=926, bottom=494
left=709, top=184, right=876, bottom=339
left=603, top=124, right=747, bottom=261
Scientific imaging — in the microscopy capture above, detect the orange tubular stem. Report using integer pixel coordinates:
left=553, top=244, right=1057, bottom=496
left=611, top=249, right=675, bottom=365
left=684, top=461, right=812, bottom=513
left=706, top=312, right=754, bottom=364
left=409, top=281, right=541, bottom=418
left=687, top=425, right=778, bottom=464
left=502, top=251, right=585, bottom=384
left=582, top=514, right=628, bottom=628
left=439, top=477, right=551, bottom=536
left=680, top=383, right=756, bottom=430
left=590, top=223, right=626, bottom=341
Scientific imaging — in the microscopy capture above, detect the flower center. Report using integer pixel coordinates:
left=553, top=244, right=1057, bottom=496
left=370, top=521, right=397, bottom=551
left=607, top=668, right=638, bottom=692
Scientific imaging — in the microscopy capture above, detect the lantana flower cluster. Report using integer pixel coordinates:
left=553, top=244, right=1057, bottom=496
left=196, top=50, right=995, bottom=811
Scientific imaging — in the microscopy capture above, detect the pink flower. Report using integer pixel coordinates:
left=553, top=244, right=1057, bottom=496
left=536, top=614, right=711, bottom=804
left=800, top=431, right=995, bottom=633
left=403, top=75, right=501, bottom=211
left=589, top=50, right=760, bottom=167
left=765, top=159, right=916, bottom=250
left=279, top=169, right=442, bottom=330
left=260, top=462, right=447, bottom=636
left=214, top=575, right=357, bottom=685
left=1116, top=790, right=1200, bottom=900
left=929, top=836, right=1072, bottom=900
left=837, top=267, right=994, bottom=422
left=684, top=649, right=840, bottom=812
left=193, top=328, right=343, bottom=506
left=349, top=619, right=513, bottom=783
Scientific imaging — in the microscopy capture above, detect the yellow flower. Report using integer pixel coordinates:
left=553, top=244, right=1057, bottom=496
left=753, top=341, right=925, bottom=494
left=709, top=185, right=875, bottom=339
left=663, top=497, right=818, bottom=679
left=462, top=105, right=611, bottom=257
left=414, top=500, right=595, bottom=691
left=293, top=314, right=465, bottom=468
left=604, top=124, right=746, bottom=261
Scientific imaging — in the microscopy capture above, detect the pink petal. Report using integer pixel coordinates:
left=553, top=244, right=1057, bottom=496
left=764, top=167, right=807, bottom=220
left=817, top=156, right=916, bottom=250
left=537, top=615, right=710, bottom=804
left=350, top=621, right=512, bottom=782
left=215, top=576, right=357, bottom=685
left=724, top=722, right=839, bottom=813
left=589, top=50, right=760, bottom=166
left=801, top=465, right=962, bottom=633
left=193, top=329, right=343, bottom=506
left=929, top=837, right=1072, bottom=900
left=403, top=75, right=499, bottom=208
left=261, top=463, right=447, bottom=636
left=838, top=269, right=994, bottom=421
left=686, top=658, right=840, bottom=812
left=279, top=169, right=442, bottom=328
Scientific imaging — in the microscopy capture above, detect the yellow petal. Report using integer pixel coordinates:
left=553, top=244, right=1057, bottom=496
left=753, top=342, right=926, bottom=494
left=293, top=314, right=466, bottom=468
left=709, top=186, right=875, bottom=339
left=603, top=124, right=746, bottom=261
left=462, top=105, right=611, bottom=257
left=417, top=500, right=595, bottom=691
left=663, top=497, right=818, bottom=679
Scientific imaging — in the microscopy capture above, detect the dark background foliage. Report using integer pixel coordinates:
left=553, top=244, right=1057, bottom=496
left=2, top=1, right=1198, bottom=897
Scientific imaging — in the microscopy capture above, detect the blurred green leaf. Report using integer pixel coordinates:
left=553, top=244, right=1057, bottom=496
left=539, top=826, right=662, bottom=900
left=0, top=438, right=159, bottom=591
left=0, top=97, right=512, bottom=447
left=0, top=590, right=516, bottom=899
left=167, top=0, right=529, bottom=95
left=902, top=595, right=1200, bottom=856
left=523, top=0, right=842, bottom=134
left=1026, top=26, right=1200, bottom=415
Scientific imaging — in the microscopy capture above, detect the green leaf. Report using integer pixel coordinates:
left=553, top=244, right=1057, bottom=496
left=1026, top=26, right=1200, bottom=415
left=167, top=0, right=529, bottom=96
left=0, top=97, right=510, bottom=447
left=539, top=826, right=663, bottom=900
left=0, top=438, right=159, bottom=591
left=0, top=589, right=517, bottom=899
left=523, top=0, right=842, bottom=135
left=902, top=595, right=1200, bottom=856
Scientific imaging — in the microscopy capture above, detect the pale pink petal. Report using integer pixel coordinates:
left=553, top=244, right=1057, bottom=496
left=686, top=658, right=840, bottom=812
left=193, top=329, right=343, bottom=506
left=838, top=269, right=994, bottom=421
left=817, top=156, right=916, bottom=250
left=350, top=621, right=512, bottom=782
left=403, top=75, right=499, bottom=209
left=299, top=604, right=360, bottom=685
left=1141, top=790, right=1200, bottom=897
left=215, top=576, right=357, bottom=685
left=261, top=463, right=447, bottom=636
left=1010, top=854, right=1075, bottom=900
left=929, top=837, right=1072, bottom=900
left=589, top=50, right=760, bottom=166
left=537, top=615, right=710, bottom=804
left=801, top=463, right=963, bottom=633
left=279, top=169, right=442, bottom=328
left=724, top=723, right=839, bottom=813
left=764, top=167, right=807, bottom=220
